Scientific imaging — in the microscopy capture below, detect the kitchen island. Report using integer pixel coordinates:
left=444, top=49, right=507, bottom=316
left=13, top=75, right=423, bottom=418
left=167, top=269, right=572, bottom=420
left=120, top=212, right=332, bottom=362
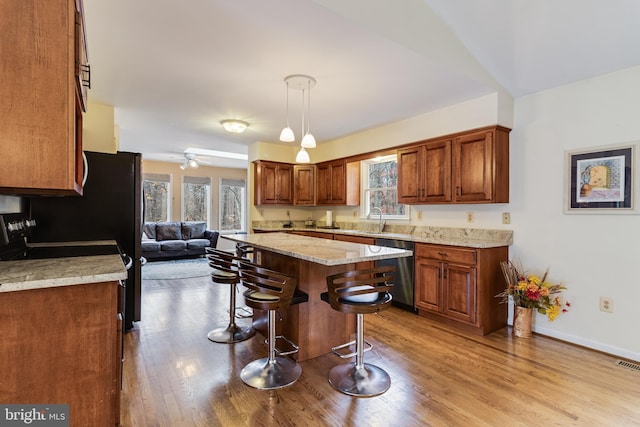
left=222, top=232, right=412, bottom=361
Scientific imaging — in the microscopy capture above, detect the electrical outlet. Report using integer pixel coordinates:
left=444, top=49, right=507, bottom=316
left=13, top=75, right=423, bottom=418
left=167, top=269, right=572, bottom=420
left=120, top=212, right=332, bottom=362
left=466, top=212, right=474, bottom=223
left=502, top=212, right=511, bottom=224
left=417, top=211, right=423, bottom=220
left=600, top=297, right=614, bottom=313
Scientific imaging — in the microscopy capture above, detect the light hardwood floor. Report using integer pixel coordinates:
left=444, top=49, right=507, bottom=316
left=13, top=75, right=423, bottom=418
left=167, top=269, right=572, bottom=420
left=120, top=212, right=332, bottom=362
left=121, top=275, right=640, bottom=426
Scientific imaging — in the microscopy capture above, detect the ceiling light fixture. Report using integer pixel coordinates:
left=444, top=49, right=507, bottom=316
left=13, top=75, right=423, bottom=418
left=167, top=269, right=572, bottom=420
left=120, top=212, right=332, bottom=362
left=295, top=147, right=310, bottom=163
left=220, top=119, right=249, bottom=134
left=180, top=153, right=199, bottom=169
left=279, top=74, right=316, bottom=162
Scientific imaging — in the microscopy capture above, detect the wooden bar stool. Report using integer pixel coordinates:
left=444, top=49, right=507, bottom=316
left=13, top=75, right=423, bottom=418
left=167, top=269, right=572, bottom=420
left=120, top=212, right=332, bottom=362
left=205, top=248, right=255, bottom=343
left=238, top=262, right=302, bottom=390
left=323, top=265, right=395, bottom=397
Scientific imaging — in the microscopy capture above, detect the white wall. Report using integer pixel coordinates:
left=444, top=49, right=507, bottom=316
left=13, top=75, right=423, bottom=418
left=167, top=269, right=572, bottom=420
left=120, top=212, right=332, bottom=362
left=512, top=65, right=640, bottom=361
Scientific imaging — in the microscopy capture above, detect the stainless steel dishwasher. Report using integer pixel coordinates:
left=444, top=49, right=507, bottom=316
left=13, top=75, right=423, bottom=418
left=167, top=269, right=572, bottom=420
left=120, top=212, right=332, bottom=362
left=374, top=238, right=416, bottom=313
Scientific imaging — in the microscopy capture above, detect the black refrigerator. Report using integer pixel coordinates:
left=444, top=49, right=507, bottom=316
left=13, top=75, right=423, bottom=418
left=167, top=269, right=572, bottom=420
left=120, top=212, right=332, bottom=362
left=28, top=151, right=143, bottom=330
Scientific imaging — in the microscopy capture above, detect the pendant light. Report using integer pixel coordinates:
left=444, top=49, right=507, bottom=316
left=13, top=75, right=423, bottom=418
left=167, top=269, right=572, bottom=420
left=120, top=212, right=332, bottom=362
left=279, top=80, right=295, bottom=142
left=280, top=74, right=316, bottom=162
left=300, top=77, right=316, bottom=148
left=296, top=147, right=310, bottom=163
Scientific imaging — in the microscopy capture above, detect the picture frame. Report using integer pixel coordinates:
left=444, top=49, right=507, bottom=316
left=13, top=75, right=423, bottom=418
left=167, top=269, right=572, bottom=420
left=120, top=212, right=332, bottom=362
left=565, top=142, right=638, bottom=214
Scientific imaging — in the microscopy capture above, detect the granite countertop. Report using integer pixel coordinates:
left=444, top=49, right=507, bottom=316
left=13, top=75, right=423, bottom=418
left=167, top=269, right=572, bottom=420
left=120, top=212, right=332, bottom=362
left=252, top=225, right=512, bottom=249
left=0, top=241, right=127, bottom=293
left=223, top=232, right=412, bottom=266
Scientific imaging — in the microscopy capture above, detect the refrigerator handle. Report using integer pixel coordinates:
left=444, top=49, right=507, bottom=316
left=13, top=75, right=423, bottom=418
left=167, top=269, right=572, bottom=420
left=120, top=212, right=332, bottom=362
left=82, top=152, right=89, bottom=187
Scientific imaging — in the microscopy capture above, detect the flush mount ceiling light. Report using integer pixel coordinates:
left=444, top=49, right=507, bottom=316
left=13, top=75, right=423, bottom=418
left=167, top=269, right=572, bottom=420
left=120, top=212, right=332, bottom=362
left=220, top=119, right=249, bottom=134
left=279, top=74, right=317, bottom=162
left=180, top=153, right=199, bottom=170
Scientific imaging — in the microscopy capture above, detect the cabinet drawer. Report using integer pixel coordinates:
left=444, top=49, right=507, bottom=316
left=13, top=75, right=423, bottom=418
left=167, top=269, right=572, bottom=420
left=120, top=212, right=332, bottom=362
left=415, top=244, right=476, bottom=265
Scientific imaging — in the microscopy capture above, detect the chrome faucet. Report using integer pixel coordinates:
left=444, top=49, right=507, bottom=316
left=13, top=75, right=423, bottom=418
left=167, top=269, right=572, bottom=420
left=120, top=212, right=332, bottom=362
left=370, top=207, right=385, bottom=233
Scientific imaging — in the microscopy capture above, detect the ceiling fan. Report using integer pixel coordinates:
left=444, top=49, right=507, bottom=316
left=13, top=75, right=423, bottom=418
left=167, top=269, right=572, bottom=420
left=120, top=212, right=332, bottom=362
left=180, top=153, right=199, bottom=170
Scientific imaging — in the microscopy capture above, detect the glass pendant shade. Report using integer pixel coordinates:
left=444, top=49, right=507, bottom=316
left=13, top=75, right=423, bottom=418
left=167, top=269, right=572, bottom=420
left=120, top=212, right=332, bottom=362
left=301, top=132, right=316, bottom=148
left=296, top=147, right=310, bottom=163
left=280, top=126, right=295, bottom=142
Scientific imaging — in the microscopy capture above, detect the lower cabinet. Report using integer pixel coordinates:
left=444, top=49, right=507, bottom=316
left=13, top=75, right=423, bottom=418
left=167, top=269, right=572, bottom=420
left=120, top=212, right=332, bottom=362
left=0, top=281, right=122, bottom=426
left=415, top=243, right=507, bottom=335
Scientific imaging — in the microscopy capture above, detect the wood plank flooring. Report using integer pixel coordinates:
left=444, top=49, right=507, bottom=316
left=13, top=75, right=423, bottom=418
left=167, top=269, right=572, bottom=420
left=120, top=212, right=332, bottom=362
left=121, top=275, right=640, bottom=426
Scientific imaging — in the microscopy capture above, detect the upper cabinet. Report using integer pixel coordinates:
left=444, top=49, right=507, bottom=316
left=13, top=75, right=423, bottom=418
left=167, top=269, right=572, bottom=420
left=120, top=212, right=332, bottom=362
left=0, top=0, right=88, bottom=196
left=293, top=165, right=316, bottom=206
left=254, top=161, right=294, bottom=205
left=398, top=139, right=452, bottom=204
left=316, top=160, right=360, bottom=206
left=398, top=126, right=510, bottom=204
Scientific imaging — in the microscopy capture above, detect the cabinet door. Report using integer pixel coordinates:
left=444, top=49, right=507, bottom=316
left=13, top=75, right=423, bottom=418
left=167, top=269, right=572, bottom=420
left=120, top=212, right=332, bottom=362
left=258, top=163, right=279, bottom=204
left=276, top=164, right=293, bottom=204
left=0, top=0, right=83, bottom=196
left=453, top=130, right=493, bottom=202
left=255, top=162, right=292, bottom=205
left=424, top=140, right=452, bottom=202
left=415, top=258, right=442, bottom=313
left=294, top=165, right=315, bottom=205
left=397, top=146, right=423, bottom=204
left=443, top=263, right=476, bottom=324
left=329, top=161, right=347, bottom=204
left=316, top=163, right=330, bottom=204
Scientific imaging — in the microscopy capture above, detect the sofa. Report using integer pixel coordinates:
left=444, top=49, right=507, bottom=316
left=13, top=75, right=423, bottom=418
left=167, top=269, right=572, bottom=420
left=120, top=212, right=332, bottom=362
left=142, top=221, right=219, bottom=261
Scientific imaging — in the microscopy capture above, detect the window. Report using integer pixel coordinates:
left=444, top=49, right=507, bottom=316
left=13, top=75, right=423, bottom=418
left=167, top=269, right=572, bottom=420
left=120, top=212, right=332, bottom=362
left=361, top=155, right=408, bottom=219
left=143, top=173, right=171, bottom=222
left=219, top=178, right=246, bottom=232
left=182, top=176, right=211, bottom=224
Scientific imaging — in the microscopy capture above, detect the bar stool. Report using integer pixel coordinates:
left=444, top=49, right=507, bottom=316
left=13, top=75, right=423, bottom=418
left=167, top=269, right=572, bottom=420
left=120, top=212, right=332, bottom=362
left=235, top=242, right=255, bottom=261
left=205, top=248, right=255, bottom=343
left=238, top=262, right=302, bottom=390
left=323, top=265, right=395, bottom=397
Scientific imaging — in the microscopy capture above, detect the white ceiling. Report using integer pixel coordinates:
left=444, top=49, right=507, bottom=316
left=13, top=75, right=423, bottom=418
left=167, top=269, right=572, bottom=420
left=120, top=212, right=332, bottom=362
left=83, top=0, right=640, bottom=168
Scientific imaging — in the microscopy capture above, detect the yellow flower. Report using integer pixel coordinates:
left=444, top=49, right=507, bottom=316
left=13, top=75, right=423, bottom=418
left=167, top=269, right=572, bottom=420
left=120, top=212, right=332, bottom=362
left=528, top=275, right=541, bottom=285
left=517, top=281, right=528, bottom=291
left=547, top=305, right=560, bottom=321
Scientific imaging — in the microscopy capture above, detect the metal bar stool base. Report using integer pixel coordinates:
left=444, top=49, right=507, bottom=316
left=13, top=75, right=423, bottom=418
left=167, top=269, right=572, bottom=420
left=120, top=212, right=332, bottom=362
left=328, top=363, right=391, bottom=397
left=241, top=357, right=302, bottom=390
left=207, top=324, right=255, bottom=344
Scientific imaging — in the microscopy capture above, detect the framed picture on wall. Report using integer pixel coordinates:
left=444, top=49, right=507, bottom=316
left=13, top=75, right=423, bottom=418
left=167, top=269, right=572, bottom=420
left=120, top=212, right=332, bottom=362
left=565, top=142, right=638, bottom=214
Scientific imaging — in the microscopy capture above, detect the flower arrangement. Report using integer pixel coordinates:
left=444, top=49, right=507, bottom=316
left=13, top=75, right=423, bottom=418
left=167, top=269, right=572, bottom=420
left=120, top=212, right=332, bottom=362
left=497, top=260, right=570, bottom=321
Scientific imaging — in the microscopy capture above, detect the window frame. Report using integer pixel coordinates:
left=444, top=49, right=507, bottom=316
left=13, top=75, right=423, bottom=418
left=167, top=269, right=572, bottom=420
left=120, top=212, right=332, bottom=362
left=219, top=178, right=247, bottom=234
left=359, top=154, right=409, bottom=220
left=143, top=173, right=172, bottom=222
left=181, top=176, right=212, bottom=226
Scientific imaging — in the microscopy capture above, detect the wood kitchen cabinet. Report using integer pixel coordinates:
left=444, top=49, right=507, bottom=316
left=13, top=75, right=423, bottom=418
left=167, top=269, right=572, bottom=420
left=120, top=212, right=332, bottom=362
left=254, top=161, right=294, bottom=205
left=316, top=160, right=360, bottom=206
left=415, top=243, right=508, bottom=335
left=0, top=0, right=89, bottom=196
left=0, top=281, right=122, bottom=426
left=452, top=127, right=509, bottom=203
left=398, top=139, right=452, bottom=204
left=397, top=126, right=510, bottom=204
left=293, top=164, right=316, bottom=205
